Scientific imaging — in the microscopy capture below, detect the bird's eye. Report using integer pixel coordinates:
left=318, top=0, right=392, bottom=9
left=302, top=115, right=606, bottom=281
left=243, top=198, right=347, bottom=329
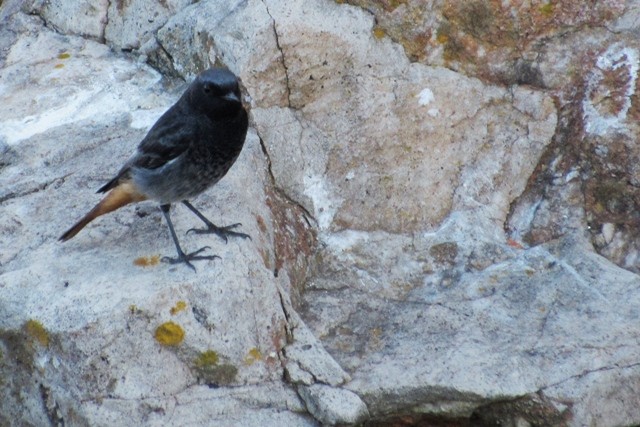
left=203, top=84, right=212, bottom=94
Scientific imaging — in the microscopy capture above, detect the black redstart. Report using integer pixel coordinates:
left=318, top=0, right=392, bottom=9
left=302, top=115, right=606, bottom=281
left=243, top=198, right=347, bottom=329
left=60, top=68, right=250, bottom=270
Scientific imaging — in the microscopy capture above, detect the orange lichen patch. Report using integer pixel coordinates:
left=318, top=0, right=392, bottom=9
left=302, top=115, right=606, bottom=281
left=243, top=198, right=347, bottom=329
left=54, top=63, right=64, bottom=69
left=57, top=52, right=71, bottom=59
left=404, top=30, right=431, bottom=59
left=244, top=347, right=263, bottom=365
left=133, top=255, right=161, bottom=267
left=24, top=320, right=49, bottom=347
left=436, top=30, right=449, bottom=44
left=170, top=301, right=187, bottom=315
left=154, top=321, right=185, bottom=346
left=342, top=0, right=623, bottom=81
left=373, top=26, right=386, bottom=39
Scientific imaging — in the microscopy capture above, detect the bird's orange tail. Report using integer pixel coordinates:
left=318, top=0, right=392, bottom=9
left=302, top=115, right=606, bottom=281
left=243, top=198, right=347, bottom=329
left=59, top=182, right=147, bottom=241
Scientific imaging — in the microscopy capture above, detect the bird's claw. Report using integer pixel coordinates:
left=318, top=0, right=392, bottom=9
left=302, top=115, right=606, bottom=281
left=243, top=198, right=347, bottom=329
left=161, top=246, right=219, bottom=271
left=186, top=223, right=251, bottom=243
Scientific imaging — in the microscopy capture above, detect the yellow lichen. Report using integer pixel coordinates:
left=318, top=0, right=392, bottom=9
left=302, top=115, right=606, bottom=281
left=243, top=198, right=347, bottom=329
left=244, top=347, right=262, bottom=365
left=539, top=3, right=554, bottom=16
left=170, top=301, right=187, bottom=315
left=154, top=321, right=184, bottom=346
left=24, top=320, right=49, bottom=347
left=195, top=350, right=219, bottom=367
left=54, top=63, right=64, bottom=69
left=192, top=350, right=238, bottom=385
left=373, top=27, right=386, bottom=39
left=133, top=255, right=161, bottom=267
left=129, top=304, right=146, bottom=316
left=57, top=52, right=71, bottom=59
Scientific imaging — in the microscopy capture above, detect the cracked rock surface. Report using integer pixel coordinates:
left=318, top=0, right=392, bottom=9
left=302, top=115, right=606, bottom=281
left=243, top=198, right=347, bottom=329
left=2, top=0, right=640, bottom=426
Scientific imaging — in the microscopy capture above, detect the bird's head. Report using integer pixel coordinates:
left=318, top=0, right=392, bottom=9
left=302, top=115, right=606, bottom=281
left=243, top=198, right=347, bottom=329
left=187, top=68, right=244, bottom=120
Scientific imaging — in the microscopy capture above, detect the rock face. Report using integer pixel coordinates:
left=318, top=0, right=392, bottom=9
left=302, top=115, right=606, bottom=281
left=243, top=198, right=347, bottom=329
left=1, top=0, right=639, bottom=426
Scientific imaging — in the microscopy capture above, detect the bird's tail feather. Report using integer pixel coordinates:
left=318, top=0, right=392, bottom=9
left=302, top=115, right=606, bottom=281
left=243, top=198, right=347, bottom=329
left=59, top=182, right=147, bottom=241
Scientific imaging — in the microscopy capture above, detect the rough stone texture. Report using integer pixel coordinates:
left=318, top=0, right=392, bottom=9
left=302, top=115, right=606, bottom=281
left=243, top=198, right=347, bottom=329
left=29, top=0, right=109, bottom=40
left=343, top=0, right=640, bottom=277
left=104, top=0, right=195, bottom=51
left=2, top=0, right=640, bottom=426
left=282, top=306, right=351, bottom=387
left=27, top=0, right=195, bottom=49
left=0, top=9, right=314, bottom=426
left=298, top=383, right=369, bottom=426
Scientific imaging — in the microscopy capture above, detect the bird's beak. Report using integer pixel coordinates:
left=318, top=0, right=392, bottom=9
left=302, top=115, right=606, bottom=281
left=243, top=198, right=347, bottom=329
left=223, top=92, right=240, bottom=103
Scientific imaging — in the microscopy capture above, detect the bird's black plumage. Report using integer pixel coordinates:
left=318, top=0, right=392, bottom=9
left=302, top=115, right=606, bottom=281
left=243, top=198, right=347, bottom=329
left=60, top=68, right=250, bottom=271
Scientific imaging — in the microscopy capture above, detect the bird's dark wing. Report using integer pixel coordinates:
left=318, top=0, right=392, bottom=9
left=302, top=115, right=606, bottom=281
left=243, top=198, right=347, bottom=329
left=97, top=106, right=200, bottom=193
left=133, top=106, right=198, bottom=170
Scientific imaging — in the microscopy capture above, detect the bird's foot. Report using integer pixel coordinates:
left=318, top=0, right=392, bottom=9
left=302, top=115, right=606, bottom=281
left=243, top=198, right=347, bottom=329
left=187, top=222, right=251, bottom=243
left=161, top=246, right=220, bottom=271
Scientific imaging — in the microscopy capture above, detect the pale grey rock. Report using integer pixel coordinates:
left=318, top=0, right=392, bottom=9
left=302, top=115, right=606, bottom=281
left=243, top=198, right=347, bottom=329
left=28, top=0, right=194, bottom=50
left=283, top=318, right=350, bottom=387
left=257, top=1, right=555, bottom=234
left=544, top=363, right=640, bottom=427
left=160, top=0, right=556, bottom=234
left=250, top=107, right=330, bottom=222
left=609, top=0, right=640, bottom=33
left=33, top=0, right=109, bottom=40
left=81, top=383, right=315, bottom=426
left=0, top=12, right=316, bottom=426
left=277, top=284, right=350, bottom=387
left=104, top=0, right=195, bottom=51
left=298, top=384, right=369, bottom=426
left=316, top=232, right=640, bottom=424
left=285, top=359, right=315, bottom=386
left=155, top=0, right=288, bottom=106
left=2, top=0, right=640, bottom=426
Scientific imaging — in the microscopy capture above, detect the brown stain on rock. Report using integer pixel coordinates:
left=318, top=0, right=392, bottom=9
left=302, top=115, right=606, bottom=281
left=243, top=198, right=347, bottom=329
left=133, top=255, right=161, bottom=267
left=264, top=185, right=317, bottom=302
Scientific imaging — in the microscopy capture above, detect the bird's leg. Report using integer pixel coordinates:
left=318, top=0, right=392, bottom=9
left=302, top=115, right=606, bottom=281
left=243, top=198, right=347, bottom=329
left=182, top=200, right=251, bottom=243
left=159, top=204, right=219, bottom=271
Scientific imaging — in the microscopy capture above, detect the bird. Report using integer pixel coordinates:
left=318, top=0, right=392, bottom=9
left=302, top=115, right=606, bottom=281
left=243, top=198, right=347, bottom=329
left=59, top=68, right=250, bottom=270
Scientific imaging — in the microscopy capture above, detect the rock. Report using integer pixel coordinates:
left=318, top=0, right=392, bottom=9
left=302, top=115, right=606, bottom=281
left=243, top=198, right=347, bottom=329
left=28, top=0, right=195, bottom=50
left=0, top=10, right=316, bottom=425
left=2, top=0, right=640, bottom=426
left=328, top=235, right=640, bottom=422
left=29, top=0, right=109, bottom=40
left=154, top=0, right=288, bottom=104
left=282, top=309, right=351, bottom=387
left=298, top=383, right=369, bottom=426
left=104, top=0, right=195, bottom=51
left=81, top=383, right=314, bottom=425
